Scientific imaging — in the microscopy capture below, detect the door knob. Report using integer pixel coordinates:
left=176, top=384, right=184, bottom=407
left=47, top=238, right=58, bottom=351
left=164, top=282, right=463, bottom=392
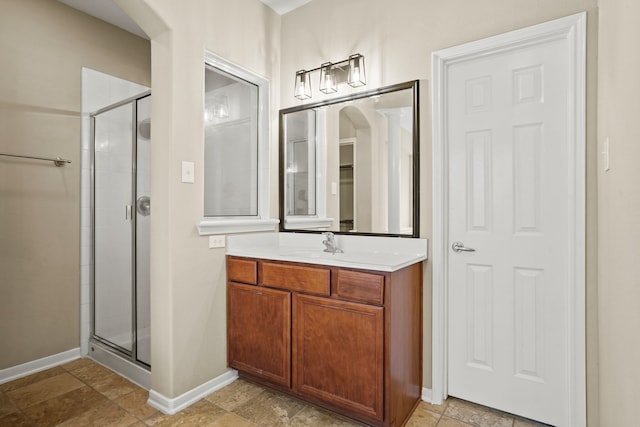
left=451, top=241, right=476, bottom=253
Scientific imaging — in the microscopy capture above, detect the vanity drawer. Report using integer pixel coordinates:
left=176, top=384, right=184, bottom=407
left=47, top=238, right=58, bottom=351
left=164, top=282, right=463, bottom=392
left=227, top=257, right=258, bottom=285
left=336, top=270, right=384, bottom=305
left=262, top=262, right=330, bottom=296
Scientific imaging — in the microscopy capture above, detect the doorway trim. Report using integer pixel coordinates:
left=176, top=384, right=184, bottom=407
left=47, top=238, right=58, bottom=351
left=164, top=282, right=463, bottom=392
left=431, top=12, right=586, bottom=426
left=339, top=137, right=357, bottom=232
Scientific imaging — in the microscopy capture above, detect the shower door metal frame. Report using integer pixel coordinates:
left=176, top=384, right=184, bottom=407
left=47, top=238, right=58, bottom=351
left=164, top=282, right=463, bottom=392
left=90, top=91, right=151, bottom=370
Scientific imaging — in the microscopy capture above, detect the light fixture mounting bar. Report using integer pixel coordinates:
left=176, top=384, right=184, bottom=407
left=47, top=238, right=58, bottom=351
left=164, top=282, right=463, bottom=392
left=302, top=57, right=350, bottom=74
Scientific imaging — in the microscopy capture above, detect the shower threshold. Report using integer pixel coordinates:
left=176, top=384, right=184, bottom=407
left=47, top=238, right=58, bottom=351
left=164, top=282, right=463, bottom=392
left=88, top=340, right=150, bottom=390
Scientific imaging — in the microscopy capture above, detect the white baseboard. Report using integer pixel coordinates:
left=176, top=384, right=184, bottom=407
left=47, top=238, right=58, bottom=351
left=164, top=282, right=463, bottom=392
left=422, top=387, right=434, bottom=403
left=147, top=369, right=238, bottom=415
left=0, top=348, right=81, bottom=385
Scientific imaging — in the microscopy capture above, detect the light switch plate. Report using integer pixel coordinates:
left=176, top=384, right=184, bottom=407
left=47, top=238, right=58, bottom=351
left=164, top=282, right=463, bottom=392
left=182, top=161, right=195, bottom=183
left=209, top=235, right=226, bottom=248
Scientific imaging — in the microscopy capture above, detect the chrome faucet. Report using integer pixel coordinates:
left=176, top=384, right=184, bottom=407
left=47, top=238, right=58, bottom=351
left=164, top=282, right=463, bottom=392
left=322, top=232, right=343, bottom=254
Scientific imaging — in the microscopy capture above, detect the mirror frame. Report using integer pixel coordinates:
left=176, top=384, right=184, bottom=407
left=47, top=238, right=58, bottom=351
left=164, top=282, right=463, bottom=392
left=279, top=80, right=420, bottom=238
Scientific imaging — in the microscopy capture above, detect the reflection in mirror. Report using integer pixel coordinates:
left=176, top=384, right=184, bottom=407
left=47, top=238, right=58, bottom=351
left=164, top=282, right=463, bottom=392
left=280, top=81, right=419, bottom=237
left=285, top=110, right=316, bottom=216
left=204, top=64, right=258, bottom=217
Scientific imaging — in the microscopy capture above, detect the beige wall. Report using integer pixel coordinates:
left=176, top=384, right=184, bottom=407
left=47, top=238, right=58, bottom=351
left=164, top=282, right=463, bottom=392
left=280, top=0, right=600, bottom=423
left=120, top=0, right=281, bottom=398
left=597, top=0, right=640, bottom=425
left=0, top=0, right=150, bottom=369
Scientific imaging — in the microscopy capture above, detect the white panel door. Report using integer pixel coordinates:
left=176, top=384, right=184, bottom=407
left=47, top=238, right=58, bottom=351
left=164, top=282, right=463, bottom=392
left=447, top=36, right=572, bottom=425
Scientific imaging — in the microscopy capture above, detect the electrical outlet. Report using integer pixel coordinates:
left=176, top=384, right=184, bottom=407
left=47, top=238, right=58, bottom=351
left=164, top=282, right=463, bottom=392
left=209, top=235, right=226, bottom=248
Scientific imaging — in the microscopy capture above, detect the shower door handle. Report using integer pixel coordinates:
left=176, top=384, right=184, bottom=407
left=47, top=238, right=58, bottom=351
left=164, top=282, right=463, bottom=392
left=136, top=196, right=151, bottom=216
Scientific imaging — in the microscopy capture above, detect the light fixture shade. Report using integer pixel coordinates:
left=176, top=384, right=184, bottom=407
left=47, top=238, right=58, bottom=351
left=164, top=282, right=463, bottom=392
left=319, top=62, right=337, bottom=94
left=348, top=54, right=366, bottom=87
left=212, top=95, right=229, bottom=119
left=294, top=70, right=312, bottom=100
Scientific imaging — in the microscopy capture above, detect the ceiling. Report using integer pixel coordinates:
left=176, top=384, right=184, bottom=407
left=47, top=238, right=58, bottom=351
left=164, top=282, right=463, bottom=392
left=261, top=0, right=312, bottom=15
left=58, top=0, right=312, bottom=40
left=58, top=0, right=148, bottom=39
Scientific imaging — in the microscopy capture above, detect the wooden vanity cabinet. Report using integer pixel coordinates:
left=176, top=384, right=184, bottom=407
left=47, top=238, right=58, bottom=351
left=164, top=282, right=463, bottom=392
left=227, top=282, right=291, bottom=387
left=294, top=294, right=384, bottom=421
left=226, top=256, right=423, bottom=427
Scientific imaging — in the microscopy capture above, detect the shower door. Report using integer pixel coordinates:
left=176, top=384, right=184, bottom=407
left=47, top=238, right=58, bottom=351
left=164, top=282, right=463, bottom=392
left=92, top=93, right=151, bottom=368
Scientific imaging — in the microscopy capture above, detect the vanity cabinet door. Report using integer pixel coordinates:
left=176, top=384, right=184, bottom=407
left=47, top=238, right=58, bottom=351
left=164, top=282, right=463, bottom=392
left=293, top=294, right=384, bottom=422
left=227, top=282, right=291, bottom=387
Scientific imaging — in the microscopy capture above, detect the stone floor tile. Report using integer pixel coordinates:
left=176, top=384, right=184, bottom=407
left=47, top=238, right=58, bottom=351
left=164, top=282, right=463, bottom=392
left=65, top=362, right=114, bottom=386
left=146, top=400, right=226, bottom=427
left=404, top=404, right=441, bottom=427
left=443, top=399, right=514, bottom=427
left=0, top=411, right=34, bottom=426
left=92, top=373, right=139, bottom=400
left=0, top=392, right=18, bottom=418
left=141, top=410, right=172, bottom=426
left=232, top=389, right=307, bottom=427
left=289, top=406, right=361, bottom=426
left=21, top=386, right=108, bottom=427
left=7, top=372, right=84, bottom=409
left=114, top=388, right=158, bottom=419
left=209, top=412, right=259, bottom=427
left=0, top=367, right=66, bottom=393
left=205, top=380, right=266, bottom=412
left=61, top=357, right=96, bottom=373
left=418, top=399, right=448, bottom=414
left=57, top=400, right=138, bottom=427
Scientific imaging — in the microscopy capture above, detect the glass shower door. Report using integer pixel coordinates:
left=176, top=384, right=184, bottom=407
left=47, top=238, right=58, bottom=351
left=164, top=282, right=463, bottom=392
left=93, top=102, right=134, bottom=353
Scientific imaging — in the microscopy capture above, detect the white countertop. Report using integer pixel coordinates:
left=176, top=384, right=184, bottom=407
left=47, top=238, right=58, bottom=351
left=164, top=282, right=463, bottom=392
left=226, top=232, right=428, bottom=272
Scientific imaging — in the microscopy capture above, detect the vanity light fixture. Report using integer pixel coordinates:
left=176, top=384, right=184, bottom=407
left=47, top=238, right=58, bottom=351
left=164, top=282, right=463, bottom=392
left=347, top=53, right=366, bottom=87
left=294, top=70, right=312, bottom=100
left=212, top=95, right=229, bottom=119
left=294, top=54, right=366, bottom=100
left=204, top=95, right=230, bottom=124
left=319, top=62, right=337, bottom=94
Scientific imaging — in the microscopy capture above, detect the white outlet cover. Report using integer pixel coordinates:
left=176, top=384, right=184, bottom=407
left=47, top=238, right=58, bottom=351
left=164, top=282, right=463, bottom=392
left=209, top=235, right=226, bottom=248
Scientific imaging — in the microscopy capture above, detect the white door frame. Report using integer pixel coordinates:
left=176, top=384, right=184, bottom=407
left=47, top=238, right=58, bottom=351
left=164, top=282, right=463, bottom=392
left=431, top=12, right=586, bottom=426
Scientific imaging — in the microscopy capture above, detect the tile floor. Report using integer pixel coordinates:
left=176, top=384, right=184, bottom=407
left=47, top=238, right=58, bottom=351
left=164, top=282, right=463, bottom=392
left=0, top=358, right=549, bottom=426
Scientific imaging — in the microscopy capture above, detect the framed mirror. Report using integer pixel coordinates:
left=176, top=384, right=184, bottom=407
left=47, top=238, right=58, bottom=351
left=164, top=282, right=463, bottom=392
left=279, top=80, right=419, bottom=237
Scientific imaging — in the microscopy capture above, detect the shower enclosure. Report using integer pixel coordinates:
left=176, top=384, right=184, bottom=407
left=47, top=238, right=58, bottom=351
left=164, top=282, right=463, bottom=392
left=90, top=93, right=151, bottom=373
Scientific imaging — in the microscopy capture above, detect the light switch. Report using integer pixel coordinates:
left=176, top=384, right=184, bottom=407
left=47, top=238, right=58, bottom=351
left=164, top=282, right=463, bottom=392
left=182, top=161, right=195, bottom=183
left=331, top=182, right=337, bottom=195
